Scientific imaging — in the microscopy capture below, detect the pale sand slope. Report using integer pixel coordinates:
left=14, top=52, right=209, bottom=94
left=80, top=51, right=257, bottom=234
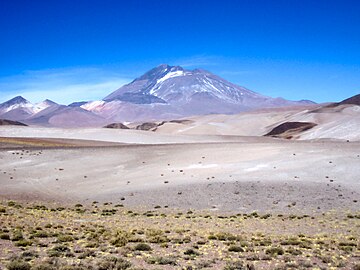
left=155, top=104, right=360, bottom=141
left=1, top=139, right=359, bottom=214
left=0, top=126, right=275, bottom=144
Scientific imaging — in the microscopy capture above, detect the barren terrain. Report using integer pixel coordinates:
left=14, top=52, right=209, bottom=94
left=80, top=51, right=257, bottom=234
left=0, top=123, right=359, bottom=269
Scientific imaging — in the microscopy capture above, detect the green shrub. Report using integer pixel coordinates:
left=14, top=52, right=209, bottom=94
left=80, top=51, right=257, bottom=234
left=6, top=260, right=31, bottom=270
left=32, top=263, right=56, bottom=270
left=97, top=256, right=132, bottom=270
left=147, top=256, right=177, bottom=265
left=21, top=251, right=38, bottom=259
left=78, top=249, right=96, bottom=259
left=146, top=229, right=168, bottom=243
left=286, top=248, right=302, bottom=255
left=0, top=233, right=10, bottom=240
left=134, top=243, right=152, bottom=251
left=8, top=201, right=16, bottom=207
left=280, top=238, right=301, bottom=246
left=47, top=245, right=70, bottom=257
left=57, top=234, right=74, bottom=242
left=148, top=234, right=169, bottom=243
left=339, top=246, right=354, bottom=252
left=184, top=248, right=199, bottom=256
left=260, top=214, right=271, bottom=219
left=228, top=245, right=244, bottom=252
left=110, top=231, right=130, bottom=247
left=223, top=261, right=248, bottom=270
left=15, top=239, right=33, bottom=247
left=85, top=242, right=99, bottom=248
left=265, top=246, right=284, bottom=256
left=197, top=240, right=207, bottom=245
left=11, top=230, right=24, bottom=241
left=215, top=232, right=237, bottom=241
left=59, top=266, right=88, bottom=270
left=33, top=205, right=48, bottom=211
left=208, top=234, right=217, bottom=240
left=32, top=231, right=49, bottom=238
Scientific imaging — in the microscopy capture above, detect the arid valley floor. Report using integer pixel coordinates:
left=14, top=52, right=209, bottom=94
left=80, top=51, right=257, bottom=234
left=0, top=125, right=359, bottom=269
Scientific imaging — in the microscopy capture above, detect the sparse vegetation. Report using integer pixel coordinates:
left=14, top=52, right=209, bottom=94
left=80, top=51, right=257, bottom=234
left=0, top=201, right=359, bottom=269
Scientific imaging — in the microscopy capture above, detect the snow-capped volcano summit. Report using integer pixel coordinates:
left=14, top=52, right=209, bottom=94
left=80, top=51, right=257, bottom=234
left=0, top=96, right=33, bottom=113
left=103, top=64, right=312, bottom=109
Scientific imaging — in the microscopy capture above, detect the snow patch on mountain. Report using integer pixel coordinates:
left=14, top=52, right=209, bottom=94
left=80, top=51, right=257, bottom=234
left=3, top=102, right=34, bottom=114
left=33, top=100, right=56, bottom=113
left=156, top=70, right=185, bottom=85
left=149, top=70, right=188, bottom=95
left=81, top=100, right=106, bottom=112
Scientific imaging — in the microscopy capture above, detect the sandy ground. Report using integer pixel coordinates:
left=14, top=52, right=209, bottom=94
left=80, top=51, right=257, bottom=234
left=1, top=129, right=359, bottom=214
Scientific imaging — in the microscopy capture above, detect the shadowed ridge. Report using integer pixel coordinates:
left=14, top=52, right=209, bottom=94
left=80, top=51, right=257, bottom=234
left=338, top=93, right=360, bottom=106
left=0, top=119, right=28, bottom=126
left=265, top=122, right=317, bottom=139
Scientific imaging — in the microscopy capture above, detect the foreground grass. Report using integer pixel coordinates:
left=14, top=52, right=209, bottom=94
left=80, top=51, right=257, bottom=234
left=0, top=201, right=359, bottom=270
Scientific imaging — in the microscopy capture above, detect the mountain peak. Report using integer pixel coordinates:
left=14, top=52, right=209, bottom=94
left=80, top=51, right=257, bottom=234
left=157, top=63, right=170, bottom=69
left=103, top=64, right=315, bottom=116
left=137, top=64, right=184, bottom=81
left=4, top=96, right=29, bottom=105
left=43, top=99, right=57, bottom=105
left=192, top=68, right=212, bottom=75
left=0, top=96, right=33, bottom=116
left=157, top=63, right=183, bottom=70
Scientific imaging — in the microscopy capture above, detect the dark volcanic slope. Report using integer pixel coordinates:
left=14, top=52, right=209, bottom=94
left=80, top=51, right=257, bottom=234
left=265, top=122, right=317, bottom=139
left=338, top=93, right=360, bottom=106
left=0, top=119, right=28, bottom=126
left=103, top=123, right=130, bottom=129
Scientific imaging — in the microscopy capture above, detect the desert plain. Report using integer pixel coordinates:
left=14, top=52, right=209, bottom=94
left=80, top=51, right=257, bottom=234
left=0, top=108, right=359, bottom=270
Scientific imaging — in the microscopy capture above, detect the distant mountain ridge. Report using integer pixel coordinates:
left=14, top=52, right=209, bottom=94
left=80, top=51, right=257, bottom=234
left=0, top=96, right=57, bottom=114
left=0, top=64, right=321, bottom=127
left=104, top=64, right=313, bottom=107
left=0, top=96, right=106, bottom=127
left=80, top=64, right=315, bottom=122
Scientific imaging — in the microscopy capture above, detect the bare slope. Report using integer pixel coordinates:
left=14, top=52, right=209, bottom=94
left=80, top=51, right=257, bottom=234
left=155, top=104, right=360, bottom=141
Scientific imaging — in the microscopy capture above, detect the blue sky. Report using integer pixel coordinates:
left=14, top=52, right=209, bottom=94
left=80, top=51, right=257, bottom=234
left=0, top=0, right=359, bottom=104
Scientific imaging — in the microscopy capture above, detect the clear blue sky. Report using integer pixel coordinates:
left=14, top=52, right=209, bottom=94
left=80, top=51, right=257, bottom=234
left=0, top=0, right=359, bottom=104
